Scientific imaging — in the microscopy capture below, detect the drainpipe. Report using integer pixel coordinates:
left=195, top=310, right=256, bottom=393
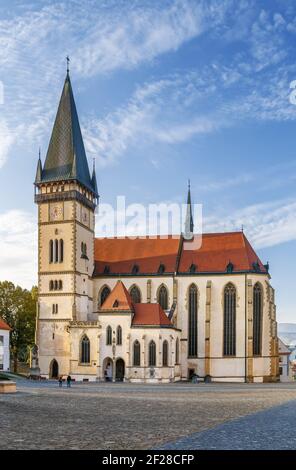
left=245, top=273, right=247, bottom=383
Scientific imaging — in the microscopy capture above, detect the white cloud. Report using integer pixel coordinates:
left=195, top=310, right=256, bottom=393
left=0, top=210, right=37, bottom=288
left=0, top=121, right=14, bottom=169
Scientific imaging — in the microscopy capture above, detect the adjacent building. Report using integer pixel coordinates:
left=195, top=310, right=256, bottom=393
left=34, top=72, right=279, bottom=383
left=0, top=318, right=11, bottom=372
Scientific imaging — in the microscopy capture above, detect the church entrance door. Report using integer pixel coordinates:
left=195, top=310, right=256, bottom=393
left=115, top=358, right=125, bottom=381
left=50, top=359, right=59, bottom=378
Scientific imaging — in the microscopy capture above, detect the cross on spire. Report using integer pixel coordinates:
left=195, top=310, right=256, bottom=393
left=66, top=55, right=70, bottom=75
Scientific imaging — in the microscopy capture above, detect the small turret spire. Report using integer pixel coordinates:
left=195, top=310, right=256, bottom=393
left=34, top=148, right=43, bottom=184
left=183, top=180, right=194, bottom=240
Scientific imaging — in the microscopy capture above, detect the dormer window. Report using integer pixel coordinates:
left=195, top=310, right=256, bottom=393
left=158, top=263, right=165, bottom=274
left=227, top=262, right=234, bottom=273
left=103, top=265, right=110, bottom=275
left=113, top=300, right=119, bottom=308
left=189, top=263, right=196, bottom=274
left=132, top=264, right=139, bottom=275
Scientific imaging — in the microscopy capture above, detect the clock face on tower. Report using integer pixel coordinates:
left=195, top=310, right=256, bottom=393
left=81, top=207, right=89, bottom=226
left=50, top=203, right=63, bottom=221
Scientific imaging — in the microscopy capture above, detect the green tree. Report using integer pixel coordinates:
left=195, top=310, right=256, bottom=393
left=0, top=281, right=37, bottom=372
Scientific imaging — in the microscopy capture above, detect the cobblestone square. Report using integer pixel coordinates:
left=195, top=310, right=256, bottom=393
left=2, top=380, right=296, bottom=450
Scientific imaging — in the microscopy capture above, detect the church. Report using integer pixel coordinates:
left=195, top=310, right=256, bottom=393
left=34, top=71, right=279, bottom=383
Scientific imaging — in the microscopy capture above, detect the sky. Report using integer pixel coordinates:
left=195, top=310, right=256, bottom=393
left=0, top=0, right=295, bottom=322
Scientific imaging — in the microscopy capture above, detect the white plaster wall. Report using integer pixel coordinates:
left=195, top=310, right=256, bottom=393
left=0, top=330, right=10, bottom=371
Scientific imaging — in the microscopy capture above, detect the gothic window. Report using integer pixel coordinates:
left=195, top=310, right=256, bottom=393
left=158, top=285, right=168, bottom=310
left=133, top=340, right=141, bottom=366
left=162, top=340, right=168, bottom=366
left=106, top=326, right=112, bottom=345
left=129, top=285, right=141, bottom=304
left=54, top=239, right=59, bottom=263
left=80, top=335, right=90, bottom=364
left=100, top=286, right=111, bottom=306
left=49, top=240, right=54, bottom=263
left=253, top=283, right=263, bottom=356
left=59, top=239, right=64, bottom=263
left=116, top=326, right=122, bottom=345
left=175, top=338, right=180, bottom=365
left=223, top=283, right=236, bottom=356
left=188, top=284, right=198, bottom=358
left=149, top=341, right=156, bottom=367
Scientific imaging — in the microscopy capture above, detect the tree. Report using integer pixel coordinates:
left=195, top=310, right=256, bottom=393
left=0, top=281, right=37, bottom=372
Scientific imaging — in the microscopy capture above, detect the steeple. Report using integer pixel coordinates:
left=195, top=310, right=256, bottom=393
left=183, top=180, right=194, bottom=240
left=91, top=159, right=99, bottom=196
left=35, top=148, right=43, bottom=184
left=36, top=70, right=97, bottom=195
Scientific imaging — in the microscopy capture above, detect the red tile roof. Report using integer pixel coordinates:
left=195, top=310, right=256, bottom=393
left=0, top=318, right=11, bottom=331
left=100, top=280, right=134, bottom=311
left=132, top=303, right=173, bottom=327
left=93, top=232, right=266, bottom=275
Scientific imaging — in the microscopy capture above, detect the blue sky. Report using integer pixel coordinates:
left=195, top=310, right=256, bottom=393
left=0, top=0, right=295, bottom=322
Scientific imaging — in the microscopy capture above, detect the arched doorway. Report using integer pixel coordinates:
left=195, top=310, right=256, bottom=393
left=103, top=357, right=113, bottom=381
left=115, top=358, right=125, bottom=381
left=50, top=359, right=59, bottom=378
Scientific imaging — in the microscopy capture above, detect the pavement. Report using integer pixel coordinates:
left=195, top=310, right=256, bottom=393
left=1, top=380, right=296, bottom=450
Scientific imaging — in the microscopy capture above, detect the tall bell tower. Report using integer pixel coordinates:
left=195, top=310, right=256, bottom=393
left=34, top=70, right=98, bottom=378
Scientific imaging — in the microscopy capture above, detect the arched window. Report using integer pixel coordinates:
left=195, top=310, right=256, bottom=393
left=49, top=280, right=53, bottom=291
left=188, top=284, right=198, bottom=358
left=49, top=240, right=54, bottom=263
left=223, top=283, right=236, bottom=356
left=54, top=280, right=58, bottom=290
left=253, top=283, right=263, bottom=356
left=158, top=285, right=168, bottom=310
left=129, top=285, right=141, bottom=304
left=149, top=340, right=156, bottom=367
left=100, top=286, right=111, bottom=306
left=175, top=338, right=179, bottom=365
left=59, top=280, right=63, bottom=290
left=162, top=340, right=168, bottom=366
left=80, top=335, right=90, bottom=364
left=133, top=340, right=141, bottom=366
left=116, top=326, right=122, bottom=345
left=59, top=239, right=64, bottom=263
left=106, top=326, right=112, bottom=345
left=54, top=239, right=59, bottom=263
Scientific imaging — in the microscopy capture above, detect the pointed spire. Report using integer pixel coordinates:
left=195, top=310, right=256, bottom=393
left=39, top=70, right=97, bottom=194
left=34, top=148, right=43, bottom=184
left=91, top=158, right=99, bottom=196
left=183, top=180, right=194, bottom=240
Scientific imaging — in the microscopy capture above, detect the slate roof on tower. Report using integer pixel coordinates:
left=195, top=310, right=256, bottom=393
left=93, top=232, right=267, bottom=275
left=35, top=73, right=97, bottom=195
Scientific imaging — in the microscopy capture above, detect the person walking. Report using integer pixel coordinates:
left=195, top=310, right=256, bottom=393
left=58, top=376, right=63, bottom=388
left=66, top=375, right=72, bottom=388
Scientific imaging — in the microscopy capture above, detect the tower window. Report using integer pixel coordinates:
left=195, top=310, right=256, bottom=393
left=49, top=240, right=54, bottom=263
left=52, top=304, right=58, bottom=314
left=59, top=239, right=64, bottom=263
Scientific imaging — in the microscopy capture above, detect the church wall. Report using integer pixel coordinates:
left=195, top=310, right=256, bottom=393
left=38, top=320, right=71, bottom=378
left=69, top=324, right=99, bottom=381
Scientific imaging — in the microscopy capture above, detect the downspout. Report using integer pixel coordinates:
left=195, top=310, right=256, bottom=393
left=245, top=273, right=247, bottom=383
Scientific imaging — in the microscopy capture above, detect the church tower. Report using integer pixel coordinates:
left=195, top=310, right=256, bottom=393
left=34, top=70, right=98, bottom=378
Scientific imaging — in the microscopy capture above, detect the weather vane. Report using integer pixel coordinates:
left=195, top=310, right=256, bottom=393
left=66, top=55, right=70, bottom=75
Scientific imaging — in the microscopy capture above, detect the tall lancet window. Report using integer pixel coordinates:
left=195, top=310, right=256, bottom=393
left=106, top=326, right=112, bottom=345
left=133, top=340, right=141, bottom=366
left=116, top=326, right=122, bottom=345
left=54, top=239, right=59, bottom=263
left=188, top=284, right=198, bottom=358
left=149, top=341, right=156, bottom=367
left=49, top=240, right=54, bottom=263
left=80, top=335, right=90, bottom=364
left=253, top=283, right=263, bottom=356
left=162, top=340, right=168, bottom=366
left=158, top=285, right=168, bottom=310
left=59, top=239, right=64, bottom=263
left=129, top=285, right=141, bottom=304
left=223, top=283, right=236, bottom=356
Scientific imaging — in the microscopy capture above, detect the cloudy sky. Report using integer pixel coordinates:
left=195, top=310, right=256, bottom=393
left=0, top=0, right=296, bottom=322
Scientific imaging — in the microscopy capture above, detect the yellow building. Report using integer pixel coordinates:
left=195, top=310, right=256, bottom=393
left=34, top=72, right=279, bottom=383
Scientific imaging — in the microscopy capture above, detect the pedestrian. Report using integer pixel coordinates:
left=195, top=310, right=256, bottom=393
left=58, top=376, right=63, bottom=388
left=66, top=375, right=72, bottom=388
